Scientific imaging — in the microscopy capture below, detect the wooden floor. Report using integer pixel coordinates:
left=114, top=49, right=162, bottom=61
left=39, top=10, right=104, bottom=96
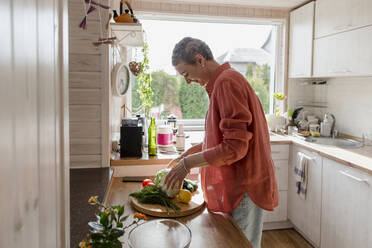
left=262, top=229, right=314, bottom=248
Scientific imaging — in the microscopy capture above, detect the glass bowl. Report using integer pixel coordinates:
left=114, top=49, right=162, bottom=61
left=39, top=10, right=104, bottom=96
left=128, top=219, right=192, bottom=248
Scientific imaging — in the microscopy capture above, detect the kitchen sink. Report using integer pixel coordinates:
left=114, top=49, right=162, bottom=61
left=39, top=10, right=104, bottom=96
left=304, top=137, right=363, bottom=148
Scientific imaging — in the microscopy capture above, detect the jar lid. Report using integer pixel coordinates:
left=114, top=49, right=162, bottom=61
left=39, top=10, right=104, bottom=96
left=157, top=125, right=172, bottom=133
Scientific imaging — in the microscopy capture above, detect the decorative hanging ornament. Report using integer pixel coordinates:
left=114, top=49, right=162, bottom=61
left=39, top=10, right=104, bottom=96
left=79, top=0, right=117, bottom=47
left=128, top=61, right=142, bottom=76
left=79, top=0, right=109, bottom=30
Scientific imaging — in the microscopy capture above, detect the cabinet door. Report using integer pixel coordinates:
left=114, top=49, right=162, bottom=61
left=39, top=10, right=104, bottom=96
left=288, top=1, right=314, bottom=78
left=313, top=25, right=372, bottom=77
left=288, top=145, right=322, bottom=247
left=274, top=159, right=288, bottom=191
left=264, top=159, right=288, bottom=223
left=264, top=145, right=289, bottom=224
left=264, top=190, right=287, bottom=223
left=315, top=0, right=372, bottom=38
left=321, top=158, right=372, bottom=248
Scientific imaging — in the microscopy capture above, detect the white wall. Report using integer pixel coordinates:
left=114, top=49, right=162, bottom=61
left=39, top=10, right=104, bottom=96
left=326, top=77, right=372, bottom=137
left=288, top=77, right=372, bottom=138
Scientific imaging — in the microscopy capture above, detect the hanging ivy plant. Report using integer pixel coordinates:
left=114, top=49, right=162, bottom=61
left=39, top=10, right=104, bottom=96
left=137, top=42, right=153, bottom=118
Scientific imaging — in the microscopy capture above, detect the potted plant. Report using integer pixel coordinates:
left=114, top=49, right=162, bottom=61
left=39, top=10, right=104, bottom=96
left=136, top=42, right=153, bottom=119
left=78, top=196, right=146, bottom=248
left=267, top=93, right=287, bottom=132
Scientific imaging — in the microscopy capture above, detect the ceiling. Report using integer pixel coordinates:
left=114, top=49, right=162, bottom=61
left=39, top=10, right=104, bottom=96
left=140, top=0, right=310, bottom=9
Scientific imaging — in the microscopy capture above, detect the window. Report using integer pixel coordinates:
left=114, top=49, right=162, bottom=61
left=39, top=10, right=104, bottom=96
left=130, top=18, right=281, bottom=127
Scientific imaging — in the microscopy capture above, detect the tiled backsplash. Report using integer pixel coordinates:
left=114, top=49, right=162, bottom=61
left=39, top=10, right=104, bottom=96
left=288, top=77, right=372, bottom=138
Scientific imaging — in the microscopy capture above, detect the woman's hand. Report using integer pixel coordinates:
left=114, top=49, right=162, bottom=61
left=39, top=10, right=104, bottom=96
left=167, top=156, right=183, bottom=169
left=164, top=158, right=190, bottom=191
left=167, top=143, right=203, bottom=169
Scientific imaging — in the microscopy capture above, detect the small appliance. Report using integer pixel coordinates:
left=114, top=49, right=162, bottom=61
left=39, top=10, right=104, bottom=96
left=120, top=117, right=144, bottom=157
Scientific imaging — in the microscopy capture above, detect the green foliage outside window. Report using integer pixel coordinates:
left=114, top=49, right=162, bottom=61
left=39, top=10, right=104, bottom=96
left=178, top=78, right=209, bottom=119
left=245, top=63, right=271, bottom=114
left=132, top=71, right=208, bottom=119
left=132, top=62, right=270, bottom=119
left=150, top=71, right=181, bottom=118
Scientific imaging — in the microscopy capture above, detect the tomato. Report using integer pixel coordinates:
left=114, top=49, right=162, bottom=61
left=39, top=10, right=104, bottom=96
left=142, top=179, right=154, bottom=187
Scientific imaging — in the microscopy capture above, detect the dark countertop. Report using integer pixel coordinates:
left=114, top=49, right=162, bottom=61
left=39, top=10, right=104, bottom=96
left=70, top=168, right=113, bottom=248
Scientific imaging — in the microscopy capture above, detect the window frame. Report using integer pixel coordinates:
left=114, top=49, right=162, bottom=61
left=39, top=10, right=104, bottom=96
left=128, top=14, right=287, bottom=129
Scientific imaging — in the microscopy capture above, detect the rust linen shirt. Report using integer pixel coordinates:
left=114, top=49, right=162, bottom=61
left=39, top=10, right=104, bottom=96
left=201, top=63, right=278, bottom=212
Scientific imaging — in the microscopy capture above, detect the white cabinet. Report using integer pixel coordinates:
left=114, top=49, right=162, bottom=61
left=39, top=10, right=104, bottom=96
left=321, top=158, right=372, bottom=248
left=264, top=145, right=289, bottom=225
left=264, top=190, right=288, bottom=223
left=271, top=144, right=289, bottom=160
left=315, top=0, right=372, bottom=38
left=288, top=145, right=322, bottom=247
left=313, top=25, right=372, bottom=77
left=288, top=1, right=314, bottom=78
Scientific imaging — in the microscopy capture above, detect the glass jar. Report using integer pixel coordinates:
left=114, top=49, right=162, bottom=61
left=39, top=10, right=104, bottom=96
left=157, top=125, right=173, bottom=147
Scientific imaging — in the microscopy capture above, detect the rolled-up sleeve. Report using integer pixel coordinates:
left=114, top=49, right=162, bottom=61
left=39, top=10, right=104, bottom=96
left=203, top=79, right=253, bottom=167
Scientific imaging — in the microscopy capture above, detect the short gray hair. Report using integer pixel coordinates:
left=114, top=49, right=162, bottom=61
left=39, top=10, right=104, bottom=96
left=172, top=37, right=214, bottom=66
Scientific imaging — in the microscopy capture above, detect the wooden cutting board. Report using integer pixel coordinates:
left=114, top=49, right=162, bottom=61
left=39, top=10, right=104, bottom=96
left=130, top=189, right=205, bottom=218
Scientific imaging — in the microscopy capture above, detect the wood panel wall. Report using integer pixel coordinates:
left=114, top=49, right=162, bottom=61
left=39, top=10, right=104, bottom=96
left=0, top=0, right=70, bottom=247
left=69, top=0, right=109, bottom=168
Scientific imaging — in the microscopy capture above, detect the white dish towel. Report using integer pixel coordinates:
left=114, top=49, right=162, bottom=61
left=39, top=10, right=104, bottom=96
left=294, top=152, right=309, bottom=199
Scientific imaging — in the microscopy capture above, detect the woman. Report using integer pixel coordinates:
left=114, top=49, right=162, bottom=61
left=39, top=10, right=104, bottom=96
left=164, top=37, right=278, bottom=248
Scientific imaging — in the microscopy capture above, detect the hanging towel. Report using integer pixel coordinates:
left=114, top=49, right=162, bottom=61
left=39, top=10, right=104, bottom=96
left=294, top=152, right=309, bottom=199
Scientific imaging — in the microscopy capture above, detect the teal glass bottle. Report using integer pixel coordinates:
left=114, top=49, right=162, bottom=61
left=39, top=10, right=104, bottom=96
left=148, top=117, right=157, bottom=156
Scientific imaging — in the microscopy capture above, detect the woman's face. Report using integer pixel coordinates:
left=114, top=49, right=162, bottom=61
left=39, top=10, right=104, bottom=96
left=175, top=55, right=209, bottom=86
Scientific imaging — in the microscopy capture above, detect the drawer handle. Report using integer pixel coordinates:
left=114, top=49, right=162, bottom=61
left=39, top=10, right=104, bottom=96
left=272, top=151, right=281, bottom=154
left=339, top=170, right=369, bottom=185
left=297, top=152, right=316, bottom=161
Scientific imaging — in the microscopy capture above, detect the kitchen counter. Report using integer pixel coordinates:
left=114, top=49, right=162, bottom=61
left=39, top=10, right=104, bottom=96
left=111, top=132, right=292, bottom=166
left=111, top=131, right=372, bottom=174
left=105, top=178, right=252, bottom=248
left=271, top=133, right=372, bottom=175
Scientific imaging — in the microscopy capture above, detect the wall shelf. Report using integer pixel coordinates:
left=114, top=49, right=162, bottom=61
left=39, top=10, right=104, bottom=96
left=296, top=100, right=328, bottom=108
left=298, top=80, right=327, bottom=86
left=110, top=23, right=144, bottom=47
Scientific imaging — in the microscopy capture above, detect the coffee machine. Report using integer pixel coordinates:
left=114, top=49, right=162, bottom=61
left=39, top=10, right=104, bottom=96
left=120, top=116, right=144, bottom=157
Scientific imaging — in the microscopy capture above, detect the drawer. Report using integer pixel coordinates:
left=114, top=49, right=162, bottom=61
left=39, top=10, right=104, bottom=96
left=264, top=190, right=288, bottom=222
left=271, top=144, right=289, bottom=160
left=273, top=160, right=288, bottom=191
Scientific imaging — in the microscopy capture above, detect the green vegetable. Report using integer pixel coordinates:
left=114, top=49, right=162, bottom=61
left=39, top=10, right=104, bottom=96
left=129, top=185, right=180, bottom=215
left=183, top=179, right=198, bottom=193
left=154, top=168, right=181, bottom=198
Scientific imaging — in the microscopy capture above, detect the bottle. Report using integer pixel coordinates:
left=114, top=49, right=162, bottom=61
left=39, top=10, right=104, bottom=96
left=176, top=124, right=185, bottom=151
left=148, top=117, right=157, bottom=156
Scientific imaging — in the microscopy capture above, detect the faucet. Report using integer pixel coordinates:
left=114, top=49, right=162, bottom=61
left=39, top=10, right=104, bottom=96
left=330, top=114, right=336, bottom=137
left=332, top=129, right=339, bottom=139
left=323, top=113, right=336, bottom=138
